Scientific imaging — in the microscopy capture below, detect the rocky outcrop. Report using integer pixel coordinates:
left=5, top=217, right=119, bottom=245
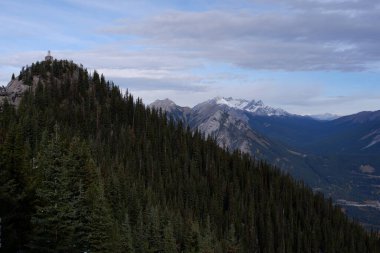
left=0, top=79, right=30, bottom=106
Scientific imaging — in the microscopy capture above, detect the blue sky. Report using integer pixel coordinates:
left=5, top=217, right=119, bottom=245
left=0, top=0, right=379, bottom=115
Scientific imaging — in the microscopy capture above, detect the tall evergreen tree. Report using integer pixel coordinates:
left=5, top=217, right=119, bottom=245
left=162, top=220, right=178, bottom=253
left=29, top=137, right=75, bottom=252
left=120, top=213, right=134, bottom=253
left=86, top=177, right=114, bottom=253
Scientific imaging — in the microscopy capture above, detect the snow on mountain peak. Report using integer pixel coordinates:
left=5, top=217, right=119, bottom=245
left=211, top=97, right=288, bottom=116
left=214, top=97, right=249, bottom=109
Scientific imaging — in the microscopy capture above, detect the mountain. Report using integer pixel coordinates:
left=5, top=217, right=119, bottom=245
left=332, top=111, right=380, bottom=151
left=252, top=111, right=380, bottom=226
left=152, top=97, right=380, bottom=229
left=208, top=96, right=289, bottom=116
left=336, top=110, right=380, bottom=124
left=150, top=98, right=191, bottom=123
left=151, top=98, right=314, bottom=177
left=1, top=60, right=379, bottom=252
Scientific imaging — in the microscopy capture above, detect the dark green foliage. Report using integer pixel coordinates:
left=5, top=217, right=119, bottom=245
left=29, top=137, right=74, bottom=252
left=162, top=220, right=177, bottom=253
left=120, top=213, right=135, bottom=253
left=86, top=182, right=114, bottom=253
left=0, top=117, right=32, bottom=252
left=0, top=60, right=379, bottom=252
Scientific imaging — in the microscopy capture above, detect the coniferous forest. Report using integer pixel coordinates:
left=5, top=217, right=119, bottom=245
left=0, top=60, right=379, bottom=252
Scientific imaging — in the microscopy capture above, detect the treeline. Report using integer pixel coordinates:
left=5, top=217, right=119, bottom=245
left=0, top=60, right=379, bottom=252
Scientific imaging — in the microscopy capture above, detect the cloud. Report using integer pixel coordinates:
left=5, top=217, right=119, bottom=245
left=103, top=3, right=380, bottom=71
left=255, top=0, right=378, bottom=12
left=283, top=95, right=380, bottom=115
left=110, top=77, right=207, bottom=92
left=210, top=82, right=324, bottom=105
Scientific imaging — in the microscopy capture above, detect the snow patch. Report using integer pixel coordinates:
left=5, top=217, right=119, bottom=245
left=211, top=97, right=289, bottom=116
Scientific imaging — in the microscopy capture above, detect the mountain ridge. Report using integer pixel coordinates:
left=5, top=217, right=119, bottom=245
left=2, top=59, right=379, bottom=252
left=151, top=97, right=380, bottom=229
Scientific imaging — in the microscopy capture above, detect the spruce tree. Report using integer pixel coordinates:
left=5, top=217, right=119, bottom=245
left=86, top=180, right=114, bottom=253
left=121, top=213, right=134, bottom=253
left=29, top=137, right=75, bottom=252
left=199, top=217, right=215, bottom=253
left=0, top=123, right=27, bottom=251
left=162, top=220, right=178, bottom=253
left=226, top=224, right=239, bottom=253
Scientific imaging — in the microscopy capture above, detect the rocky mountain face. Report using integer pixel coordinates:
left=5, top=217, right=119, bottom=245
left=0, top=73, right=45, bottom=108
left=0, top=79, right=30, bottom=106
left=150, top=98, right=191, bottom=124
left=190, top=99, right=270, bottom=156
left=151, top=97, right=380, bottom=229
left=151, top=98, right=324, bottom=181
left=151, top=98, right=300, bottom=167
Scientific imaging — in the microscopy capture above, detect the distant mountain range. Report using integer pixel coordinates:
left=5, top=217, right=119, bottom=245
left=150, top=97, right=380, bottom=229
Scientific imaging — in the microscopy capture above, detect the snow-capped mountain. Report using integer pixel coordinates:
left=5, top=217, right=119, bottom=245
left=149, top=97, right=380, bottom=231
left=209, top=97, right=290, bottom=116
left=150, top=97, right=305, bottom=169
left=189, top=98, right=277, bottom=157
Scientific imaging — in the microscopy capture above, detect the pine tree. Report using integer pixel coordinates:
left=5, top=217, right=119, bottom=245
left=87, top=179, right=114, bottom=253
left=121, top=213, right=134, bottom=253
left=226, top=224, right=239, bottom=253
left=29, top=138, right=75, bottom=252
left=0, top=123, right=27, bottom=252
left=65, top=138, right=97, bottom=251
left=199, top=217, right=215, bottom=253
left=162, top=220, right=177, bottom=253
left=147, top=206, right=161, bottom=252
left=134, top=210, right=149, bottom=253
left=182, top=220, right=200, bottom=253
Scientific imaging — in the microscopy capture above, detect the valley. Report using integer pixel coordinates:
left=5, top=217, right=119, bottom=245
left=151, top=97, right=380, bottom=229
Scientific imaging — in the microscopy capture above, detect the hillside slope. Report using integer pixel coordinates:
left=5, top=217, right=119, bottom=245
left=1, top=60, right=379, bottom=252
left=151, top=98, right=380, bottom=229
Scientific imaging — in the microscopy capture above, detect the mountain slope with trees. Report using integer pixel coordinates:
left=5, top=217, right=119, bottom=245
left=151, top=98, right=380, bottom=229
left=0, top=59, right=379, bottom=252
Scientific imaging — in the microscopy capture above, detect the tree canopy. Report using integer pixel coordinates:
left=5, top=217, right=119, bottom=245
left=0, top=60, right=379, bottom=252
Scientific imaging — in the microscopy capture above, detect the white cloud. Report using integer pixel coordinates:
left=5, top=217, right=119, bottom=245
left=103, top=6, right=380, bottom=71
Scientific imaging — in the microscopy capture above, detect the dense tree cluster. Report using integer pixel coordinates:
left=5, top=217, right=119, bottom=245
left=1, top=60, right=379, bottom=252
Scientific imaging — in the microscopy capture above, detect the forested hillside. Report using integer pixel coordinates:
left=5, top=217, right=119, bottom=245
left=0, top=60, right=379, bottom=252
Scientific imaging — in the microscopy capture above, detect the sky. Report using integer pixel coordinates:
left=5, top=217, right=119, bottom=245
left=0, top=0, right=379, bottom=115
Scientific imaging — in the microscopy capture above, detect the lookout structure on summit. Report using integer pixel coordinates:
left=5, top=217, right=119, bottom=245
left=45, top=50, right=53, bottom=61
